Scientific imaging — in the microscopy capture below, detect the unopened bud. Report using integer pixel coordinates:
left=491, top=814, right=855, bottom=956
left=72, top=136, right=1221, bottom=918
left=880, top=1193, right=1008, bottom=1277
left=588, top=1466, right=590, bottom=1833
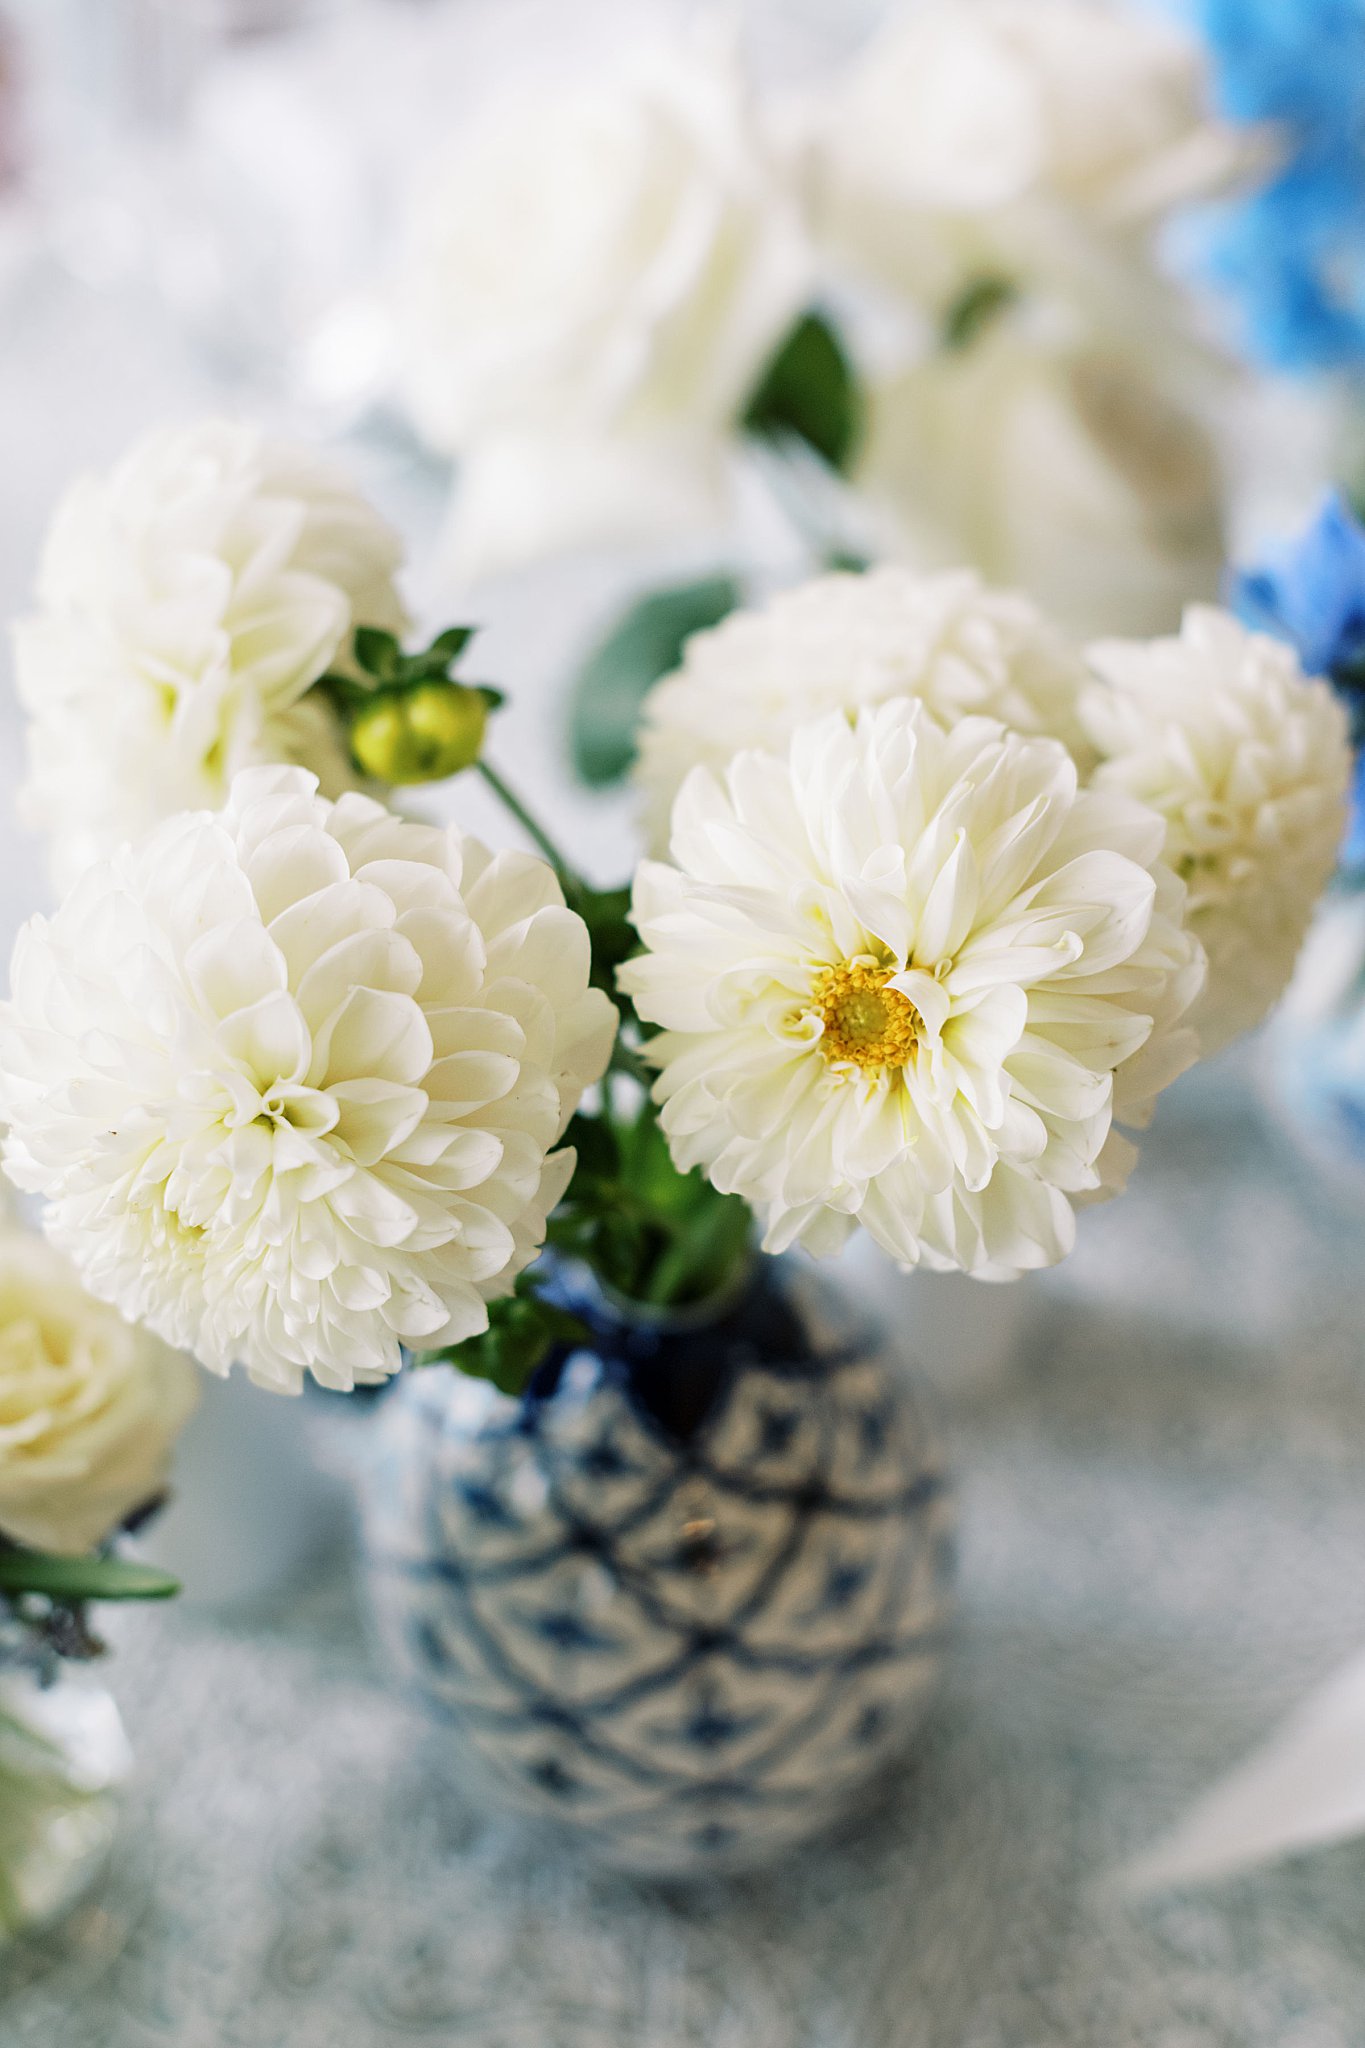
left=350, top=681, right=489, bottom=784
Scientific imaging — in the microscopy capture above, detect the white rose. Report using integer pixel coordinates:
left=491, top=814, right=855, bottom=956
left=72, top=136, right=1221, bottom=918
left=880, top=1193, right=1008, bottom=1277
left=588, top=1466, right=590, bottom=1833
left=1083, top=608, right=1353, bottom=1050
left=15, top=419, right=407, bottom=894
left=856, top=310, right=1228, bottom=639
left=808, top=0, right=1247, bottom=309
left=0, top=1232, right=198, bottom=1557
left=397, top=42, right=810, bottom=580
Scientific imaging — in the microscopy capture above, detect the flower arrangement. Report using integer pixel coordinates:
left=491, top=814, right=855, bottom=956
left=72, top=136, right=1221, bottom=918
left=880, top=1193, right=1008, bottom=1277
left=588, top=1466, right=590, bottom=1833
left=0, top=426, right=1351, bottom=1404
left=0, top=0, right=1357, bottom=1890
left=392, top=0, right=1258, bottom=803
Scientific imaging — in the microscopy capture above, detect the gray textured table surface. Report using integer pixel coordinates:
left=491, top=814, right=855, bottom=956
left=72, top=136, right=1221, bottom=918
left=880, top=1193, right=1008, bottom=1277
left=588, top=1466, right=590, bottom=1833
left=3, top=1056, right=1365, bottom=2048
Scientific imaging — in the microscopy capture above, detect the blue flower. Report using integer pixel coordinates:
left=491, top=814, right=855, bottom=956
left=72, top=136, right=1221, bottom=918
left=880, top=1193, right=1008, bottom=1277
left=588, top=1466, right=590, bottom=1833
left=1166, top=0, right=1365, bottom=370
left=1230, top=490, right=1365, bottom=870
left=1228, top=491, right=1365, bottom=677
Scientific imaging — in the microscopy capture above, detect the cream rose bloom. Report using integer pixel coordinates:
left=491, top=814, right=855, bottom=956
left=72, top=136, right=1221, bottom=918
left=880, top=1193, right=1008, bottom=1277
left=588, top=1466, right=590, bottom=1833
left=1082, top=609, right=1353, bottom=1051
left=635, top=565, right=1091, bottom=849
left=855, top=314, right=1227, bottom=639
left=15, top=419, right=407, bottom=893
left=0, top=768, right=618, bottom=1395
left=807, top=0, right=1246, bottom=310
left=0, top=1231, right=198, bottom=1557
left=622, top=699, right=1204, bottom=1279
left=397, top=43, right=809, bottom=581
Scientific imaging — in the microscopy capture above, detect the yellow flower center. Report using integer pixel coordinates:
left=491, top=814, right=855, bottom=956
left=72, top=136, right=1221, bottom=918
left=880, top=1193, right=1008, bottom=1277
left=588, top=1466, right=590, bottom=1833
left=812, top=962, right=918, bottom=1070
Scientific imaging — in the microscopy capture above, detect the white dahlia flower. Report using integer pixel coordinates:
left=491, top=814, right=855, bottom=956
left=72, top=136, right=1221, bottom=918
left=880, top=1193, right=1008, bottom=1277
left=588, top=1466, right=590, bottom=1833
left=622, top=699, right=1204, bottom=1279
left=635, top=566, right=1091, bottom=850
left=396, top=41, right=809, bottom=580
left=0, top=1230, right=198, bottom=1557
left=1083, top=608, right=1353, bottom=1051
left=0, top=768, right=618, bottom=1394
left=15, top=419, right=407, bottom=892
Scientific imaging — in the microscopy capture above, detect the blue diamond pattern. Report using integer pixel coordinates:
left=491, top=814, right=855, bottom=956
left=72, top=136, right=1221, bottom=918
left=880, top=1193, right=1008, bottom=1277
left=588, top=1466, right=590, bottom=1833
left=365, top=1264, right=953, bottom=1876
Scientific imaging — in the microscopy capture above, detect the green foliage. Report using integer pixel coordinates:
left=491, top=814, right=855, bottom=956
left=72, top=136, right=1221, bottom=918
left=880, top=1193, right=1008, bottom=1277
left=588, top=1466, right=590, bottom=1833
left=571, top=882, right=637, bottom=1002
left=0, top=1551, right=181, bottom=1603
left=418, top=1283, right=590, bottom=1398
left=741, top=309, right=864, bottom=473
left=549, top=1102, right=752, bottom=1309
left=568, top=576, right=743, bottom=788
left=942, top=275, right=1017, bottom=351
left=351, top=624, right=478, bottom=690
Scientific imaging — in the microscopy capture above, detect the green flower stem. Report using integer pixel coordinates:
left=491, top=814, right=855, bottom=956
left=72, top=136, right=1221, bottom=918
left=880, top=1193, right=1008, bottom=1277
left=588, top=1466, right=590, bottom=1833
left=474, top=759, right=585, bottom=892
left=608, top=1038, right=653, bottom=1088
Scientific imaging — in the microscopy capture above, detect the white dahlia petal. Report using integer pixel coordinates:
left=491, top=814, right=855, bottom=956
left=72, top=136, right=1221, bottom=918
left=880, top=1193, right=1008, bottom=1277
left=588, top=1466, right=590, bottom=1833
left=15, top=421, right=408, bottom=893
left=0, top=769, right=618, bottom=1394
left=1082, top=607, right=1352, bottom=1051
left=621, top=697, right=1203, bottom=1280
left=635, top=566, right=1091, bottom=851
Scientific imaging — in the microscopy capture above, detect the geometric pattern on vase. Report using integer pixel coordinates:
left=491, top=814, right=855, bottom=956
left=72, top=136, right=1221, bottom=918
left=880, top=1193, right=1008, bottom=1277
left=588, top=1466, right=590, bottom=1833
left=363, top=1263, right=955, bottom=1875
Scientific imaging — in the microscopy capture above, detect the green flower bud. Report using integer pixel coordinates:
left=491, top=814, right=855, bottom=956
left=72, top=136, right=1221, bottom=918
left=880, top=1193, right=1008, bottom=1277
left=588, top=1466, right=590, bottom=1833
left=350, top=681, right=489, bottom=785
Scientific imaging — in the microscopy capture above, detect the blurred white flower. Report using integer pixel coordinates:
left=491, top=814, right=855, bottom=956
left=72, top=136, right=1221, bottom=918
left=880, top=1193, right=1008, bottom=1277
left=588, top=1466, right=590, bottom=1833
left=1083, top=608, right=1353, bottom=1050
left=635, top=565, right=1091, bottom=849
left=0, top=1231, right=198, bottom=1557
left=15, top=419, right=407, bottom=894
left=622, top=699, right=1203, bottom=1278
left=855, top=314, right=1227, bottom=639
left=808, top=0, right=1248, bottom=310
left=0, top=768, right=618, bottom=1395
left=397, top=41, right=809, bottom=581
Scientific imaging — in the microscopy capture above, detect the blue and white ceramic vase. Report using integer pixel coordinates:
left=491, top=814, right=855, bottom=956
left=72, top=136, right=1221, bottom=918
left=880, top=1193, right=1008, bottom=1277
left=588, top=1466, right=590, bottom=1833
left=363, top=1256, right=954, bottom=1875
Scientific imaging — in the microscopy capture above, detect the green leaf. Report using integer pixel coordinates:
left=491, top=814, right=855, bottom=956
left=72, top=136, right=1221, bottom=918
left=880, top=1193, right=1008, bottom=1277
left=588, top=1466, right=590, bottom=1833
left=942, top=275, right=1017, bottom=352
left=641, top=1182, right=751, bottom=1307
left=352, top=626, right=403, bottom=682
left=568, top=577, right=743, bottom=788
left=561, top=1110, right=620, bottom=1187
left=571, top=881, right=637, bottom=999
left=426, top=625, right=476, bottom=666
left=419, top=1286, right=588, bottom=1399
left=0, top=1551, right=181, bottom=1602
left=741, top=309, right=863, bottom=473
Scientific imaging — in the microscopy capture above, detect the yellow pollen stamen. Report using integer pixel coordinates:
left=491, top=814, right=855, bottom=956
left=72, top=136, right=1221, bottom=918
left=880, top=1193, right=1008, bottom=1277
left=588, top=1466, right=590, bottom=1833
left=811, top=962, right=918, bottom=1070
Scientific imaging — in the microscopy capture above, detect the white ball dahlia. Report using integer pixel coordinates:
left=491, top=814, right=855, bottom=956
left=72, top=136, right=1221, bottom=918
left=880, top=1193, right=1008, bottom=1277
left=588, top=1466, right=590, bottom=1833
left=0, top=1230, right=198, bottom=1557
left=0, top=768, right=618, bottom=1394
left=622, top=699, right=1204, bottom=1279
left=1082, top=608, right=1353, bottom=1051
left=635, top=566, right=1091, bottom=851
left=15, top=419, right=408, bottom=892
